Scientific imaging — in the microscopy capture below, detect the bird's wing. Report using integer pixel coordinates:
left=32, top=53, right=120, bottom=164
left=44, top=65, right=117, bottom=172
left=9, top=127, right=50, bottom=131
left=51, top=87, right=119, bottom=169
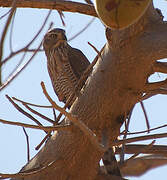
left=67, top=47, right=90, bottom=80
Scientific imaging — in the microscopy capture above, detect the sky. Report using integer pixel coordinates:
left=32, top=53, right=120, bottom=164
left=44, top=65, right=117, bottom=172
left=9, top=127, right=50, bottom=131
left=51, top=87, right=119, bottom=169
left=0, top=0, right=167, bottom=179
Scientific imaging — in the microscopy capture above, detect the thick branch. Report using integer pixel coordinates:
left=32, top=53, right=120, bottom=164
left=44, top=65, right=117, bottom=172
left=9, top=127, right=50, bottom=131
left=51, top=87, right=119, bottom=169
left=0, top=0, right=97, bottom=17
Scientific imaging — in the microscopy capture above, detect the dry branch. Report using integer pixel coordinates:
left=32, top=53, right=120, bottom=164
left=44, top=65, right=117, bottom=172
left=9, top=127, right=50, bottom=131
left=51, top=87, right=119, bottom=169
left=22, top=103, right=55, bottom=124
left=113, top=133, right=167, bottom=146
left=0, top=118, right=71, bottom=131
left=6, top=95, right=45, bottom=128
left=121, top=123, right=167, bottom=135
left=0, top=0, right=97, bottom=17
left=12, top=96, right=53, bottom=108
left=22, top=127, right=30, bottom=162
left=116, top=144, right=167, bottom=155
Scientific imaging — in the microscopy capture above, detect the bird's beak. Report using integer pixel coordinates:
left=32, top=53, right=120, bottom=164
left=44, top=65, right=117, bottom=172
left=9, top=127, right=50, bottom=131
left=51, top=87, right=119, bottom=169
left=61, top=32, right=67, bottom=41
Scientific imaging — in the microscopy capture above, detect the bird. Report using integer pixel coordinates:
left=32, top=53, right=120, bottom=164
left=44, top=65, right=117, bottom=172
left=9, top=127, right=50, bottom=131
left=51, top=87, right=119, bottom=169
left=43, top=28, right=90, bottom=108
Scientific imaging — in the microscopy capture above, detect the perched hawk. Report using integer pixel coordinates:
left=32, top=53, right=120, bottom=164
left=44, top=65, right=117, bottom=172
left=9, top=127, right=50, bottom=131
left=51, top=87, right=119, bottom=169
left=43, top=28, right=90, bottom=107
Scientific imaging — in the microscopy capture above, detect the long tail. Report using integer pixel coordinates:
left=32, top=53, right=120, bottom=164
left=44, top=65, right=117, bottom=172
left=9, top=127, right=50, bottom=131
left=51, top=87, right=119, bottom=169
left=102, top=147, right=122, bottom=177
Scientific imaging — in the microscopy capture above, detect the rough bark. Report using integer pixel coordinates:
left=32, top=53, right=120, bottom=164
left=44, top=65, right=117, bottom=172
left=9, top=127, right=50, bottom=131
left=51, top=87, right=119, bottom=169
left=2, top=1, right=166, bottom=180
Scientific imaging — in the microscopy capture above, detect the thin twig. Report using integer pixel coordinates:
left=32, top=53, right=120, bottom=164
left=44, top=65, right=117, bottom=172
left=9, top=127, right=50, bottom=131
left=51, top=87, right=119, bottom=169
left=121, top=124, right=167, bottom=135
left=22, top=127, right=30, bottom=162
left=140, top=101, right=150, bottom=133
left=6, top=95, right=45, bottom=129
left=0, top=8, right=12, bottom=20
left=0, top=41, right=42, bottom=91
left=68, top=17, right=95, bottom=42
left=1, top=10, right=52, bottom=66
left=0, top=118, right=71, bottom=131
left=113, top=133, right=167, bottom=146
left=4, top=51, right=26, bottom=83
left=35, top=133, right=51, bottom=150
left=22, top=103, right=55, bottom=124
left=88, top=42, right=104, bottom=60
left=0, top=0, right=16, bottom=84
left=58, top=11, right=65, bottom=26
left=116, top=144, right=167, bottom=155
left=53, top=108, right=57, bottom=121
left=35, top=108, right=58, bottom=150
left=26, top=48, right=43, bottom=52
left=120, top=111, right=132, bottom=164
left=41, top=81, right=105, bottom=153
left=0, top=14, right=53, bottom=91
left=9, top=9, right=16, bottom=52
left=12, top=96, right=52, bottom=108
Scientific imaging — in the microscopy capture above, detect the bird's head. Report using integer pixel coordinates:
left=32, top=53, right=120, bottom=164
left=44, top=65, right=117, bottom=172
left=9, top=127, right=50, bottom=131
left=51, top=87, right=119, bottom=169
left=43, top=28, right=67, bottom=51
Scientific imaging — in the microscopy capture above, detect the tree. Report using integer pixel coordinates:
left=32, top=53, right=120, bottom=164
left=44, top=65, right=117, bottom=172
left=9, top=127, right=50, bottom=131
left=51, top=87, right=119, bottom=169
left=0, top=0, right=167, bottom=179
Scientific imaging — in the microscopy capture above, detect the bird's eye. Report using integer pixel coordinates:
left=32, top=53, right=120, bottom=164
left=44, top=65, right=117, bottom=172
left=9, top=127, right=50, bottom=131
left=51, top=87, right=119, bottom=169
left=50, top=34, right=57, bottom=39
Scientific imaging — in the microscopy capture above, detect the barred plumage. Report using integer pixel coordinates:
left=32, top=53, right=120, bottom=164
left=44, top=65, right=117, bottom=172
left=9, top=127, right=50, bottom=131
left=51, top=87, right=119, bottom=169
left=43, top=28, right=90, bottom=106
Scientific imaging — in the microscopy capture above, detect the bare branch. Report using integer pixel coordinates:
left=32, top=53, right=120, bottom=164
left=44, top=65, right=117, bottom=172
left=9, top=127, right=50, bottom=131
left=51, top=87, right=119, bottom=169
left=6, top=95, right=45, bottom=128
left=140, top=101, right=150, bottom=133
left=58, top=10, right=65, bottom=26
left=22, top=127, right=30, bottom=162
left=68, top=17, right=95, bottom=42
left=35, top=133, right=51, bottom=150
left=121, top=123, right=167, bottom=135
left=35, top=108, right=58, bottom=150
left=12, top=96, right=53, bottom=108
left=1, top=10, right=52, bottom=66
left=0, top=0, right=16, bottom=84
left=22, top=103, right=55, bottom=124
left=116, top=144, right=167, bottom=155
left=0, top=0, right=97, bottom=17
left=0, top=43, right=42, bottom=91
left=113, top=133, right=167, bottom=146
left=0, top=118, right=71, bottom=131
left=0, top=8, right=12, bottom=20
left=9, top=8, right=16, bottom=52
